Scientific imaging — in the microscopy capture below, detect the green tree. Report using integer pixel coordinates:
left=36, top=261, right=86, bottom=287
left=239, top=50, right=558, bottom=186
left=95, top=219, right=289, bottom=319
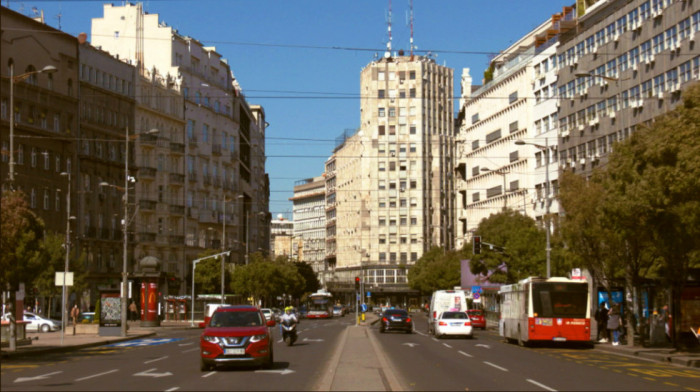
left=292, top=261, right=320, bottom=298
left=193, top=249, right=228, bottom=294
left=466, top=210, right=555, bottom=284
left=230, top=254, right=304, bottom=307
left=408, top=247, right=461, bottom=294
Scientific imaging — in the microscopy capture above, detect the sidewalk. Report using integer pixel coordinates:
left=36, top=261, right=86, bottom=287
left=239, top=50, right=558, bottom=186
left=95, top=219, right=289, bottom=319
left=1, top=320, right=192, bottom=359
left=593, top=341, right=700, bottom=368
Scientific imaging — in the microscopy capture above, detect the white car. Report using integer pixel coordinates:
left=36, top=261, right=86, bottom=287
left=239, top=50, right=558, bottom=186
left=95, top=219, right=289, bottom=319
left=260, top=308, right=273, bottom=321
left=433, top=311, right=473, bottom=339
left=2, top=312, right=61, bottom=333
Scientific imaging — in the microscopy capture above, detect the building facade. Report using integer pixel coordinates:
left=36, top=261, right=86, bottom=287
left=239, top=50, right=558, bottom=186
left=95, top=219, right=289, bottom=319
left=326, top=53, right=454, bottom=308
left=91, top=3, right=269, bottom=290
left=290, top=176, right=326, bottom=281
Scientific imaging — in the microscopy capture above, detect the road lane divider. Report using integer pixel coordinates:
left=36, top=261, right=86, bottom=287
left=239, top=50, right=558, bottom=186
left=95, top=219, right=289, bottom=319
left=14, top=371, right=62, bottom=383
left=201, top=371, right=216, bottom=378
left=181, top=348, right=199, bottom=354
left=442, top=343, right=453, bottom=349
left=458, top=351, right=473, bottom=358
left=527, top=378, right=557, bottom=391
left=144, top=356, right=168, bottom=364
left=483, top=361, right=508, bottom=372
left=75, top=369, right=118, bottom=382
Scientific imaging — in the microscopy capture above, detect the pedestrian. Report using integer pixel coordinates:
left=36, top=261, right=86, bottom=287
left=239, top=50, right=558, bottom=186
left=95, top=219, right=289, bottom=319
left=595, top=302, right=609, bottom=342
left=607, top=304, right=622, bottom=346
left=129, top=301, right=138, bottom=322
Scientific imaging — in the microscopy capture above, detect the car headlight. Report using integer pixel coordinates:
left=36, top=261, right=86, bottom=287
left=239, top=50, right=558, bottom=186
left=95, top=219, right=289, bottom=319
left=202, top=335, right=220, bottom=344
left=250, top=334, right=268, bottom=342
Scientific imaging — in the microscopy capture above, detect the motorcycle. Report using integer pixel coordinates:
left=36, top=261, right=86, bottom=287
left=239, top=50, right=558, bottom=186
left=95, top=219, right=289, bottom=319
left=281, top=319, right=298, bottom=346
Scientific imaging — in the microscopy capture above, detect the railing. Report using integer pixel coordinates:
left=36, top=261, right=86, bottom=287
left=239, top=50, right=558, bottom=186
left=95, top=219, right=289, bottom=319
left=170, top=142, right=185, bottom=154
left=139, top=199, right=157, bottom=210
left=169, top=173, right=185, bottom=184
left=139, top=232, right=156, bottom=242
left=169, top=204, right=185, bottom=215
left=139, top=167, right=156, bottom=178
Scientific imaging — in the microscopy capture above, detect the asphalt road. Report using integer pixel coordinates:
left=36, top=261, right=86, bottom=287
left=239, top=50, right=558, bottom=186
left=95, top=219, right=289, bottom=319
left=1, top=317, right=356, bottom=391
left=373, top=312, right=700, bottom=391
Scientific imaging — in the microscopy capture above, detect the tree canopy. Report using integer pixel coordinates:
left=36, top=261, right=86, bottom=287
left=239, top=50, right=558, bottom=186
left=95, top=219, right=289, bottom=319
left=1, top=190, right=45, bottom=291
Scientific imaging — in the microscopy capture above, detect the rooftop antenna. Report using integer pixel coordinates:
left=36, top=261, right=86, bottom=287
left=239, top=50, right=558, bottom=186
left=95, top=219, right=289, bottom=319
left=55, top=10, right=62, bottom=30
left=409, top=0, right=415, bottom=59
left=385, top=0, right=392, bottom=58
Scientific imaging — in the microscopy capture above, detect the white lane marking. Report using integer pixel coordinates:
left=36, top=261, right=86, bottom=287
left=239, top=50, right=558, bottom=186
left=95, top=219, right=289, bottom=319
left=277, top=339, right=284, bottom=343
left=165, top=388, right=180, bottom=392
left=414, top=330, right=427, bottom=336
left=201, top=371, right=216, bottom=378
left=475, top=343, right=491, bottom=349
left=431, top=337, right=439, bottom=342
left=14, top=371, right=63, bottom=383
left=458, top=350, right=473, bottom=358
left=145, top=356, right=168, bottom=364
left=442, top=343, right=453, bottom=348
left=178, top=342, right=193, bottom=346
left=483, top=361, right=508, bottom=372
left=75, top=369, right=119, bottom=382
left=255, top=369, right=295, bottom=375
left=181, top=347, right=199, bottom=353
left=134, top=368, right=172, bottom=378
left=527, top=379, right=557, bottom=391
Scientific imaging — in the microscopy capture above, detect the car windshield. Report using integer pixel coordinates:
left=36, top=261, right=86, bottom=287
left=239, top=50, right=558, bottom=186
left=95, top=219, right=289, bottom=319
left=209, top=311, right=262, bottom=327
left=467, top=310, right=483, bottom=316
left=384, top=310, right=407, bottom=317
left=441, top=312, right=468, bottom=319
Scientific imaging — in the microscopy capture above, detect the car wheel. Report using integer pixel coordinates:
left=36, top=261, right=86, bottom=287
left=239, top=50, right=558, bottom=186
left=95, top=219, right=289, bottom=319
left=41, top=324, right=51, bottom=333
left=262, top=346, right=274, bottom=369
left=200, top=358, right=211, bottom=372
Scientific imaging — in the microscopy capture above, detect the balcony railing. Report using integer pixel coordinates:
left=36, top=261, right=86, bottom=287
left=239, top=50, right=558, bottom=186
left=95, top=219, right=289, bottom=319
left=169, top=173, right=185, bottom=184
left=139, top=167, right=156, bottom=178
left=170, top=142, right=185, bottom=154
left=169, top=235, right=185, bottom=245
left=169, top=204, right=185, bottom=215
left=139, top=199, right=157, bottom=210
left=139, top=232, right=156, bottom=242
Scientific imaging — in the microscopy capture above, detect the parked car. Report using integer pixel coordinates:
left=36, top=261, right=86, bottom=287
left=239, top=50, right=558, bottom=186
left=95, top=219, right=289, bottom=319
left=379, top=309, right=413, bottom=334
left=433, top=311, right=473, bottom=339
left=200, top=305, right=275, bottom=371
left=2, top=312, right=61, bottom=332
left=467, top=309, right=486, bottom=330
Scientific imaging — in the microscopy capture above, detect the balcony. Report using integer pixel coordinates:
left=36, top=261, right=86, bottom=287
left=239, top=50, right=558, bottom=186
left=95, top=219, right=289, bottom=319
left=170, top=142, right=185, bottom=154
left=169, top=204, right=185, bottom=215
left=139, top=232, right=157, bottom=242
left=140, top=134, right=158, bottom=146
left=169, top=235, right=185, bottom=245
left=169, top=173, right=185, bottom=184
left=139, top=199, right=157, bottom=211
left=139, top=167, right=156, bottom=178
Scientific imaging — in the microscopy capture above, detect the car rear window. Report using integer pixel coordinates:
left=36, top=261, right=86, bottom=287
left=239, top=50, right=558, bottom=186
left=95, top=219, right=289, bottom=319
left=468, top=310, right=483, bottom=316
left=210, top=311, right=262, bottom=327
left=442, top=312, right=468, bottom=319
left=385, top=310, right=407, bottom=316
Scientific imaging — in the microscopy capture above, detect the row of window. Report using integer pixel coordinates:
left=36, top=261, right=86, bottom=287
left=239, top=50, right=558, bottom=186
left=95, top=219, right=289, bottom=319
left=186, top=119, right=236, bottom=152
left=377, top=252, right=419, bottom=264
left=0, top=142, right=71, bottom=172
left=1, top=99, right=69, bottom=133
left=378, top=179, right=418, bottom=191
left=377, top=216, right=419, bottom=226
left=378, top=197, right=419, bottom=208
left=80, top=63, right=133, bottom=97
left=560, top=56, right=700, bottom=133
left=560, top=126, right=636, bottom=165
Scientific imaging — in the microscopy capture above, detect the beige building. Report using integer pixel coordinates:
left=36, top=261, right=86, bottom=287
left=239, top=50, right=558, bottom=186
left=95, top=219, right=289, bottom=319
left=290, top=176, right=326, bottom=280
left=90, top=3, right=269, bottom=291
left=326, top=53, right=454, bottom=307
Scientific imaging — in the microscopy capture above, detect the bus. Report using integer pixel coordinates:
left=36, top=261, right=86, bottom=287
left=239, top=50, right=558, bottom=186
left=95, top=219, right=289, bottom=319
left=307, top=290, right=333, bottom=319
left=499, top=277, right=590, bottom=346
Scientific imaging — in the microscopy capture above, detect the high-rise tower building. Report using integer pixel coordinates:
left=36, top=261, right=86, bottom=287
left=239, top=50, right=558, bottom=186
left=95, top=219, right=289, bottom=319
left=326, top=53, right=454, bottom=307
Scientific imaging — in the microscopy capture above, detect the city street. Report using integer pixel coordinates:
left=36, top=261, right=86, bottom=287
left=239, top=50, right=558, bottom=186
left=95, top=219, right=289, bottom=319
left=2, top=313, right=699, bottom=391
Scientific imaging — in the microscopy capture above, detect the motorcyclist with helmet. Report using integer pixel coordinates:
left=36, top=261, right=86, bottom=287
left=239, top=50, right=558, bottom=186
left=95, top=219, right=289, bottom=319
left=280, top=306, right=299, bottom=346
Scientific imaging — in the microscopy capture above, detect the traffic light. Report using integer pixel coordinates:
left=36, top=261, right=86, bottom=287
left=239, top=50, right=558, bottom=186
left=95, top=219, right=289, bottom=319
left=473, top=236, right=481, bottom=255
left=355, top=276, right=360, bottom=291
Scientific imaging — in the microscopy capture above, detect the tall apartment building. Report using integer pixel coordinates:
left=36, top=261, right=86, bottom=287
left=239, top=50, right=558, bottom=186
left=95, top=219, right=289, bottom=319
left=91, top=3, right=269, bottom=290
left=556, top=0, right=699, bottom=177
left=77, top=43, right=139, bottom=303
left=1, top=7, right=78, bottom=237
left=290, top=176, right=326, bottom=281
left=326, top=53, right=454, bottom=307
left=270, top=217, right=294, bottom=258
left=456, top=12, right=564, bottom=248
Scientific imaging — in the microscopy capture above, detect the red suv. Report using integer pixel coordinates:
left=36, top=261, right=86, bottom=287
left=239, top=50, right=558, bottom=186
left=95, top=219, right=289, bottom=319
left=200, top=305, right=276, bottom=371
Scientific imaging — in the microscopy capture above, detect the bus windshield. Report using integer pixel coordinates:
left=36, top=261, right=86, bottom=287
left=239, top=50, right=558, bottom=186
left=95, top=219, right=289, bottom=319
left=532, top=283, right=588, bottom=318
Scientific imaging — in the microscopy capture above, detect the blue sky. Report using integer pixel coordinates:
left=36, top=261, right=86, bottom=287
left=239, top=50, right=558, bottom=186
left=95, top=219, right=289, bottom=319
left=6, top=0, right=566, bottom=219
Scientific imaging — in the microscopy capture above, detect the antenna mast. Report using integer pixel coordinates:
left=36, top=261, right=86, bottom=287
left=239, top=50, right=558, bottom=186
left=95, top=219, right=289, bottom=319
left=386, top=0, right=392, bottom=56
left=409, top=0, right=415, bottom=58
left=136, top=3, right=145, bottom=76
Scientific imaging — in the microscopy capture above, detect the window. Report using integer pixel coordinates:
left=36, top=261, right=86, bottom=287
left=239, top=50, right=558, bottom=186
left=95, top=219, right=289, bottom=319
left=378, top=108, right=385, bottom=117
left=43, top=150, right=50, bottom=170
left=508, top=91, right=518, bottom=104
left=43, top=189, right=49, bottom=210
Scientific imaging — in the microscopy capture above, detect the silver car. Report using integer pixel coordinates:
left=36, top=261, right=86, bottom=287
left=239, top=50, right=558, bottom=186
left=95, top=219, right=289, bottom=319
left=2, top=312, right=61, bottom=332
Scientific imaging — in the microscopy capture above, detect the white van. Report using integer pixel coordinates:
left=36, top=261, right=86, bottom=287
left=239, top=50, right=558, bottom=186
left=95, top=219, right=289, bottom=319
left=428, top=289, right=469, bottom=334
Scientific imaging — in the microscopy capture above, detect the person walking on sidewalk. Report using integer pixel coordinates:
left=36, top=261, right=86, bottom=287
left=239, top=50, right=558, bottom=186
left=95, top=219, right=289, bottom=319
left=595, top=302, right=609, bottom=342
left=129, top=301, right=138, bottom=322
left=70, top=304, right=80, bottom=335
left=607, top=304, right=622, bottom=346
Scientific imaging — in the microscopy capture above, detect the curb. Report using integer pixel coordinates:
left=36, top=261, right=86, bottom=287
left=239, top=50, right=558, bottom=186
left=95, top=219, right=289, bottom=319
left=593, top=344, right=700, bottom=368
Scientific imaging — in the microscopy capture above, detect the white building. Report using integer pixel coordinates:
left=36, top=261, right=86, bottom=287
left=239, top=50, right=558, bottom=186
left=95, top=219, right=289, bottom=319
left=290, top=176, right=326, bottom=281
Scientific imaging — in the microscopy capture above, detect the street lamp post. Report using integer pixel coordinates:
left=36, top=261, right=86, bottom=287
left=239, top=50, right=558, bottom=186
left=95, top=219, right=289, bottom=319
left=100, top=128, right=158, bottom=337
left=191, top=251, right=230, bottom=326
left=515, top=138, right=551, bottom=278
left=59, top=171, right=73, bottom=345
left=8, top=64, right=57, bottom=186
left=481, top=167, right=508, bottom=211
